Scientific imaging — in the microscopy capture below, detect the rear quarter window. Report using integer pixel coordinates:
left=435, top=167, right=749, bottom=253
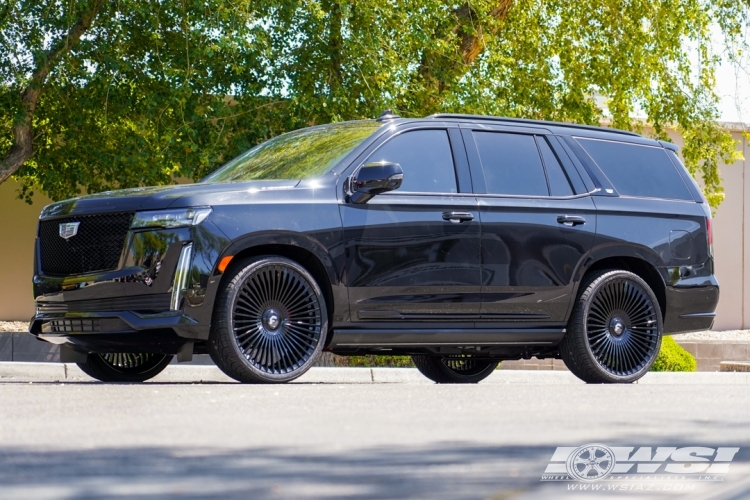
left=576, top=138, right=693, bottom=201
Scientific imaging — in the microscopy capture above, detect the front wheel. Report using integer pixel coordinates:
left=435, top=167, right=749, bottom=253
left=412, top=355, right=500, bottom=384
left=76, top=353, right=173, bottom=382
left=208, top=256, right=328, bottom=384
left=559, top=269, right=662, bottom=383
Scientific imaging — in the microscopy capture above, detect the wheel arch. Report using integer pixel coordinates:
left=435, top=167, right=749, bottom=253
left=216, top=232, right=339, bottom=327
left=580, top=255, right=667, bottom=321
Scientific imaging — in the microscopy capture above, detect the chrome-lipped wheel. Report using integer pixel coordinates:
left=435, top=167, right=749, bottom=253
left=209, top=256, right=328, bottom=383
left=586, top=278, right=660, bottom=377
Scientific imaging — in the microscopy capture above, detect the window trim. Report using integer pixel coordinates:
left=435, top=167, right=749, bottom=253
left=534, top=135, right=576, bottom=197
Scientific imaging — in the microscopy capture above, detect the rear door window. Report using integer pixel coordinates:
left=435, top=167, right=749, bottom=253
left=536, top=137, right=574, bottom=197
left=576, top=138, right=693, bottom=201
left=473, top=132, right=549, bottom=196
left=367, top=129, right=457, bottom=193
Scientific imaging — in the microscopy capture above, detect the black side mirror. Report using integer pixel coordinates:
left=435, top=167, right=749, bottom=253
left=349, top=162, right=404, bottom=204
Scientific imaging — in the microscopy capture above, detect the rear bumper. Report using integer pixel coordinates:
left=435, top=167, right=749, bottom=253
left=663, top=276, right=720, bottom=334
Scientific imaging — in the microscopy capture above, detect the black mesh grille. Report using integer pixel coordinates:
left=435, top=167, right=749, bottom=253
left=45, top=318, right=130, bottom=333
left=39, top=213, right=134, bottom=276
left=36, top=294, right=172, bottom=314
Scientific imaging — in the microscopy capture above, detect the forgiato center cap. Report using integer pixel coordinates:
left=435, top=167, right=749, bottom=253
left=263, top=308, right=282, bottom=331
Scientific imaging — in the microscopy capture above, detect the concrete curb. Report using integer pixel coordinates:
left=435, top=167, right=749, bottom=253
left=4, top=362, right=750, bottom=384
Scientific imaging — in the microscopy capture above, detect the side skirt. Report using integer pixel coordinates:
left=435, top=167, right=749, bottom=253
left=328, top=328, right=565, bottom=348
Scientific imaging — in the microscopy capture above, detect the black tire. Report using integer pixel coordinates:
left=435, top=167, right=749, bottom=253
left=76, top=353, right=173, bottom=382
left=411, top=355, right=500, bottom=384
left=208, top=256, right=328, bottom=383
left=560, top=269, right=662, bottom=384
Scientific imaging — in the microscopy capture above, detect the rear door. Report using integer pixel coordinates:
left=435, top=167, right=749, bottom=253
left=460, top=125, right=597, bottom=324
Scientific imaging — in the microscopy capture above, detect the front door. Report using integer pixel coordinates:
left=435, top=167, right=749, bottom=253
left=340, top=127, right=482, bottom=323
left=461, top=127, right=597, bottom=323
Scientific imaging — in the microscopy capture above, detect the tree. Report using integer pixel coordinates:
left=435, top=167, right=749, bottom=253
left=1, top=0, right=747, bottom=205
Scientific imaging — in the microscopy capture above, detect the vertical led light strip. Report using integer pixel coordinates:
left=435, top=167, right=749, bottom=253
left=171, top=243, right=193, bottom=311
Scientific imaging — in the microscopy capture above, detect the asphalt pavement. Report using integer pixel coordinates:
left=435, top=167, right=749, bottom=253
left=0, top=366, right=749, bottom=499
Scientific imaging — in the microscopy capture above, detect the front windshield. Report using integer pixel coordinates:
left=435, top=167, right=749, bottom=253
left=203, top=121, right=382, bottom=183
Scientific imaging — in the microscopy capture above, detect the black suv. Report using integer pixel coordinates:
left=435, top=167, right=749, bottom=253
left=30, top=112, right=718, bottom=384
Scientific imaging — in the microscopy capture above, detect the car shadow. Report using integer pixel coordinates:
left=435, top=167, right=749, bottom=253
left=1, top=440, right=749, bottom=499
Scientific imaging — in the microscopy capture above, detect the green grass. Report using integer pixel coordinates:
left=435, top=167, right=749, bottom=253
left=333, top=355, right=415, bottom=368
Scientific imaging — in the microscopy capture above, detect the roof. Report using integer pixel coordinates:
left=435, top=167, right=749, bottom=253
left=426, top=113, right=640, bottom=137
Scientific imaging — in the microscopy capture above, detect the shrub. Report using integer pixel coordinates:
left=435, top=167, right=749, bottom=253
left=650, top=336, right=697, bottom=372
left=334, top=355, right=415, bottom=368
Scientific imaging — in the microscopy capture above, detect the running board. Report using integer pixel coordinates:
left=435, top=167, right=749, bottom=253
left=329, top=328, right=566, bottom=348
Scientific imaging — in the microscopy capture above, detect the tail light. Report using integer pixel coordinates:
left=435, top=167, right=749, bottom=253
left=706, top=217, right=713, bottom=256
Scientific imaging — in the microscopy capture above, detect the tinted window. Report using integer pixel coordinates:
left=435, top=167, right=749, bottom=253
left=537, top=137, right=574, bottom=196
left=367, top=130, right=457, bottom=193
left=473, top=132, right=548, bottom=196
left=576, top=138, right=693, bottom=200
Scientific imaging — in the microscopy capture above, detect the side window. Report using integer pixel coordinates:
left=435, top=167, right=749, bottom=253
left=536, top=137, right=574, bottom=197
left=473, top=132, right=548, bottom=196
left=366, top=129, right=457, bottom=193
left=576, top=138, right=693, bottom=200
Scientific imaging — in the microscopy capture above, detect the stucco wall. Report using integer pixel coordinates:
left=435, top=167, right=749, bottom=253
left=0, top=180, right=52, bottom=321
left=0, top=130, right=748, bottom=330
left=711, top=132, right=749, bottom=330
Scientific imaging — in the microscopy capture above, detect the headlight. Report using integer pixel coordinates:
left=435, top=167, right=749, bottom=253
left=131, top=207, right=212, bottom=229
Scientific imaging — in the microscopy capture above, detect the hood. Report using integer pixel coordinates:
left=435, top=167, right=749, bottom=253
left=39, top=180, right=302, bottom=218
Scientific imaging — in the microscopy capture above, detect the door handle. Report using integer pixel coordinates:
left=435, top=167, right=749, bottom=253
left=442, top=211, right=474, bottom=224
left=557, top=215, right=586, bottom=227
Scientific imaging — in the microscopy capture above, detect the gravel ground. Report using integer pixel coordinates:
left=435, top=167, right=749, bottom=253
left=0, top=321, right=28, bottom=332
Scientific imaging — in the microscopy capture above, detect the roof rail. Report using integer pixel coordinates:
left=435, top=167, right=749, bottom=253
left=428, top=114, right=640, bottom=137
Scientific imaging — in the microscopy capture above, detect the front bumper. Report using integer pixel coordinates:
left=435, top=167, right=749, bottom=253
left=30, top=221, right=230, bottom=352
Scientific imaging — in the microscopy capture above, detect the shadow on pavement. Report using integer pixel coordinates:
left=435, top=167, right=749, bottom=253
left=1, top=441, right=749, bottom=499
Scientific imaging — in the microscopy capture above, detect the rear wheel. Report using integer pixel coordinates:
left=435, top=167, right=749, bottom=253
left=412, top=355, right=499, bottom=384
left=559, top=269, right=662, bottom=383
left=209, top=256, right=328, bottom=383
left=76, top=353, right=172, bottom=382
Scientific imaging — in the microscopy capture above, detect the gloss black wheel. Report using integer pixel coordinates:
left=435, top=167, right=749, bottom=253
left=76, top=352, right=173, bottom=382
left=560, top=269, right=662, bottom=383
left=209, top=256, right=328, bottom=383
left=412, top=354, right=500, bottom=384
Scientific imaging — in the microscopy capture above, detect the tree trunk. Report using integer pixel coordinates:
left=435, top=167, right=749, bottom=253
left=325, top=0, right=344, bottom=95
left=414, top=0, right=514, bottom=114
left=0, top=0, right=105, bottom=185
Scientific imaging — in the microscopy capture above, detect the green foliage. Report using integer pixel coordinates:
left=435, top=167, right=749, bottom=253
left=650, top=336, right=697, bottom=372
left=1, top=0, right=749, bottom=202
left=335, top=355, right=416, bottom=368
